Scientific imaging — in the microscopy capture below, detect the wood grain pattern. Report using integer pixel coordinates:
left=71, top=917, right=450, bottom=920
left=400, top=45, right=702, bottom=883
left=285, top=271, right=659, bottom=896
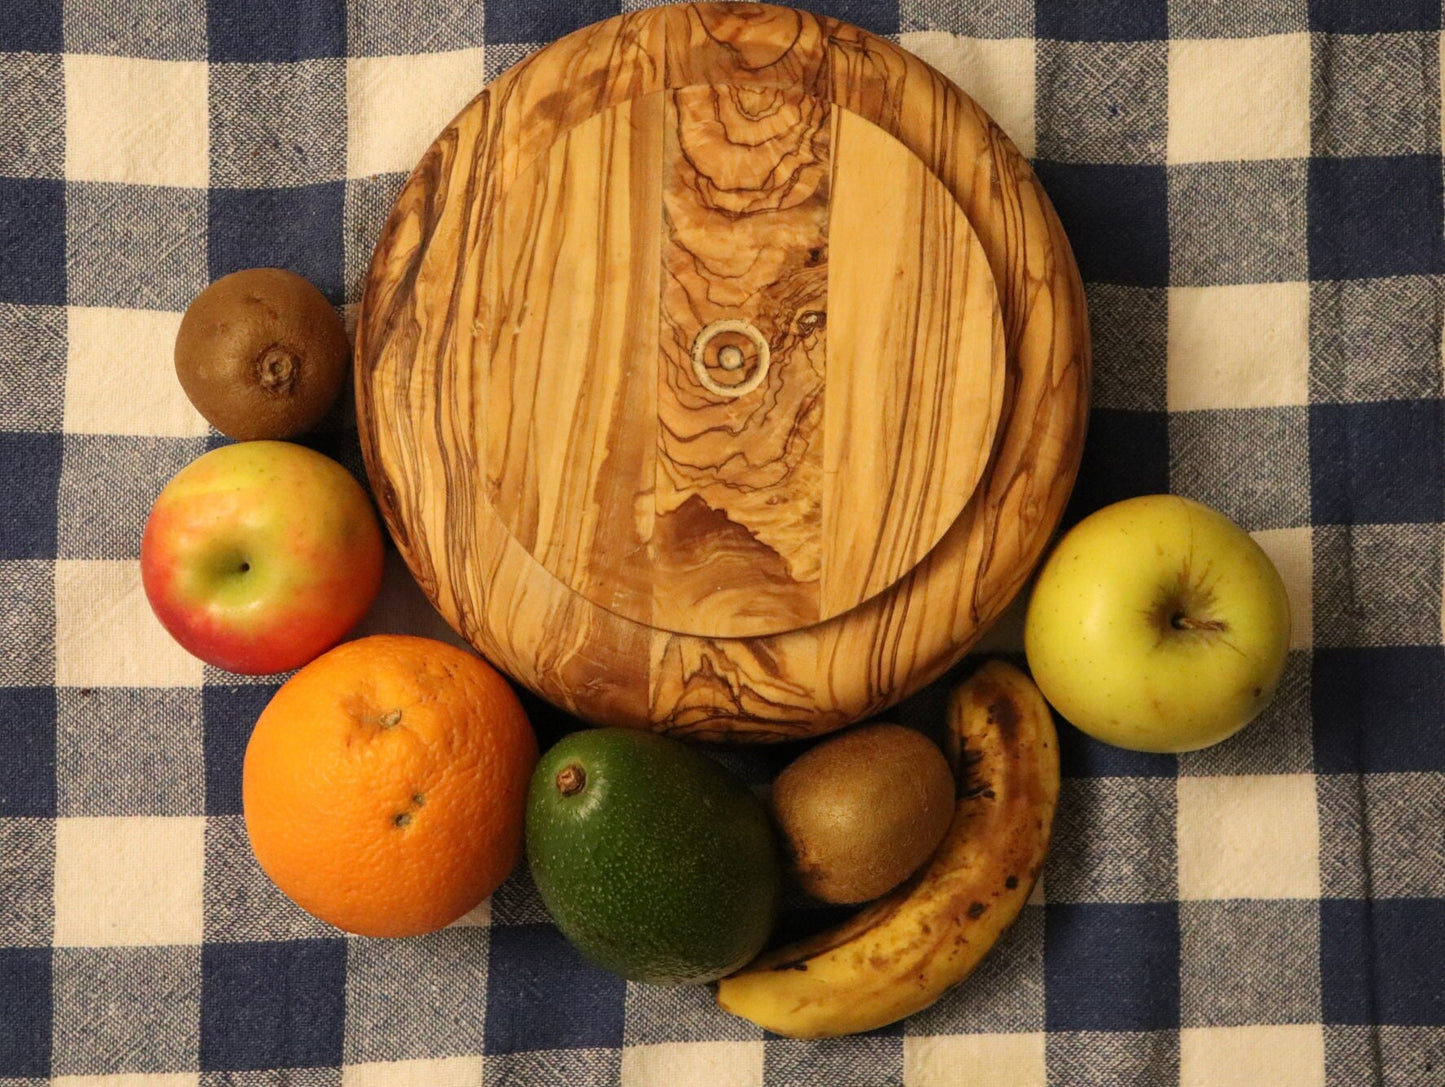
left=355, top=2, right=1091, bottom=741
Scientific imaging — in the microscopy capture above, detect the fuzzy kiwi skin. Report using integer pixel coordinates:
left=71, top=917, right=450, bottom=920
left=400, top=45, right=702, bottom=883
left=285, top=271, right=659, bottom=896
left=175, top=268, right=350, bottom=440
left=771, top=723, right=956, bottom=905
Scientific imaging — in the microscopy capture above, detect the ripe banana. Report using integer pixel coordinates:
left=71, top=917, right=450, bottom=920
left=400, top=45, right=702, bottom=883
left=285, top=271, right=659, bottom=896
left=714, top=659, right=1060, bottom=1038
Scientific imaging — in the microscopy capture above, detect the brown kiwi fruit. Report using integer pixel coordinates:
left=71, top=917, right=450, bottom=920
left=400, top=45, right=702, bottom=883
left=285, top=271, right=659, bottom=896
left=174, top=268, right=350, bottom=440
left=770, top=723, right=955, bottom=904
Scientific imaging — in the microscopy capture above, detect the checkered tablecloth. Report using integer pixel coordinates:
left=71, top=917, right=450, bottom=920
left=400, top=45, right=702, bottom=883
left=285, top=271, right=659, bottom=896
left=2, top=0, right=1443, bottom=1084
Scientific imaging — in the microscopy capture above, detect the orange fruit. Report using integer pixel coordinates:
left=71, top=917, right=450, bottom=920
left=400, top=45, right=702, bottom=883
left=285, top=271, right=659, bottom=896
left=242, top=633, right=537, bottom=937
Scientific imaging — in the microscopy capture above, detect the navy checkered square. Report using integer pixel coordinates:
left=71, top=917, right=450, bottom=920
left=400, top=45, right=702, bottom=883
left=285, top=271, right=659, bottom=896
left=0, top=178, right=65, bottom=305
left=0, top=947, right=51, bottom=1077
left=1311, top=32, right=1442, bottom=159
left=1313, top=523, right=1443, bottom=648
left=0, top=563, right=56, bottom=687
left=1046, top=1030, right=1179, bottom=1087
left=1310, top=400, right=1445, bottom=525
left=1179, top=901, right=1322, bottom=1026
left=209, top=0, right=346, bottom=61
left=1056, top=713, right=1178, bottom=778
left=0, top=1, right=62, bottom=53
left=1033, top=162, right=1170, bottom=287
left=203, top=816, right=337, bottom=942
left=58, top=436, right=200, bottom=560
left=1064, top=409, right=1170, bottom=524
left=766, top=1035, right=904, bottom=1083
left=0, top=434, right=61, bottom=559
left=1045, top=903, right=1181, bottom=1031
left=1310, top=276, right=1445, bottom=403
left=1313, top=647, right=1445, bottom=772
left=1318, top=771, right=1445, bottom=898
left=201, top=939, right=348, bottom=1070
left=1086, top=285, right=1167, bottom=412
left=1037, top=0, right=1166, bottom=40
left=204, top=684, right=279, bottom=816
left=486, top=0, right=623, bottom=44
left=1308, top=156, right=1445, bottom=280
left=1047, top=777, right=1177, bottom=902
left=209, top=183, right=347, bottom=303
left=0, top=689, right=55, bottom=817
left=1309, top=0, right=1440, bottom=33
left=1322, top=899, right=1445, bottom=1025
left=485, top=924, right=627, bottom=1052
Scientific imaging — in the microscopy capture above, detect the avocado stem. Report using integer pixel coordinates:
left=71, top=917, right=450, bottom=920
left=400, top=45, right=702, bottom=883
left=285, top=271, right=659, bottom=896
left=556, top=763, right=586, bottom=797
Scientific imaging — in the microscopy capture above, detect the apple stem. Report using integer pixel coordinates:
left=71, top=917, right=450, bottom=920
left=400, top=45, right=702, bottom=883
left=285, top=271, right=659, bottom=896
left=1172, top=614, right=1226, bottom=632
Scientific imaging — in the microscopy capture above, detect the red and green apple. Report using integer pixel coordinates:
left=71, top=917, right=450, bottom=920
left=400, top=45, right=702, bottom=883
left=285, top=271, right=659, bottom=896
left=141, top=440, right=385, bottom=674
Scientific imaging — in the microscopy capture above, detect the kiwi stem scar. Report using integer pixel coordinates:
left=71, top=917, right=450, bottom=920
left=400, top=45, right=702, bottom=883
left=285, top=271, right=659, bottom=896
left=556, top=763, right=586, bottom=796
left=255, top=344, right=299, bottom=395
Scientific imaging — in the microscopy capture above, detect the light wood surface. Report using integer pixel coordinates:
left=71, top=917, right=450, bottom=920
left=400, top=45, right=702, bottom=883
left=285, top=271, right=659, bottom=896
left=356, top=2, right=1091, bottom=740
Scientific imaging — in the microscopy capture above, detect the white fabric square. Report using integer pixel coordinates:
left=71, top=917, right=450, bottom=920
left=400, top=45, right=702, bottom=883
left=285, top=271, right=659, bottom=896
left=54, top=560, right=205, bottom=688
left=904, top=1031, right=1046, bottom=1087
left=64, top=307, right=207, bottom=437
left=64, top=55, right=209, bottom=188
left=342, top=1056, right=485, bottom=1087
left=347, top=48, right=488, bottom=178
left=1181, top=1024, right=1325, bottom=1087
left=1177, top=775, right=1321, bottom=900
left=620, top=1041, right=765, bottom=1087
left=53, top=816, right=205, bottom=946
left=1168, top=35, right=1310, bottom=164
left=1249, top=527, right=1313, bottom=651
left=1167, top=283, right=1310, bottom=411
left=898, top=33, right=1037, bottom=158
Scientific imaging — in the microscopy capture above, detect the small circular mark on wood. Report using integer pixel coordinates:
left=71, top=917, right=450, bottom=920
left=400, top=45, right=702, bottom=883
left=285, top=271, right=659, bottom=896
left=690, top=318, right=771, bottom=399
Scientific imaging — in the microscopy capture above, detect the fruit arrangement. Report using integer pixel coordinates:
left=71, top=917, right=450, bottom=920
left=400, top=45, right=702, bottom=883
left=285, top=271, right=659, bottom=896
left=138, top=257, right=1290, bottom=1037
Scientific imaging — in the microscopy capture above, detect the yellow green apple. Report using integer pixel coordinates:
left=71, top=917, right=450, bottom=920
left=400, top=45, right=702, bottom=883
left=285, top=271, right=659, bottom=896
left=141, top=441, right=385, bottom=674
left=1023, top=494, right=1290, bottom=753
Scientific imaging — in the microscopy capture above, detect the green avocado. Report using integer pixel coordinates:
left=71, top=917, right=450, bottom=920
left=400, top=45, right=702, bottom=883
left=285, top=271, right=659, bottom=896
left=525, top=728, right=779, bottom=985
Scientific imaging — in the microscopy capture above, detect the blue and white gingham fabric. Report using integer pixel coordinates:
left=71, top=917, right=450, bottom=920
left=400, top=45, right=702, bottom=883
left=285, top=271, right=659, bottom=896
left=1, top=1, right=1442, bottom=1084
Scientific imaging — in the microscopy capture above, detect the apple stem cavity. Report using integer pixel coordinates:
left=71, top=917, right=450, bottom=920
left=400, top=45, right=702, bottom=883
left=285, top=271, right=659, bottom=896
left=1172, top=614, right=1227, bottom=632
